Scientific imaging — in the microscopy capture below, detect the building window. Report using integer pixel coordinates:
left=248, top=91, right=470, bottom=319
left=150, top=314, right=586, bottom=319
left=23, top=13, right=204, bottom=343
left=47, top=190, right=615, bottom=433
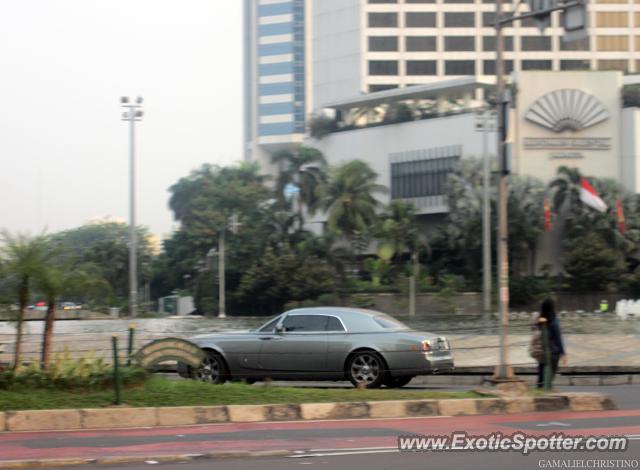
left=369, top=84, right=399, bottom=92
left=444, top=12, right=475, bottom=27
left=561, top=60, right=591, bottom=70
left=406, top=36, right=437, bottom=51
left=597, top=35, right=629, bottom=51
left=369, top=36, right=399, bottom=51
left=369, top=60, right=399, bottom=75
left=368, top=0, right=397, bottom=3
left=482, top=12, right=513, bottom=27
left=598, top=59, right=628, bottom=72
left=444, top=0, right=473, bottom=3
left=368, top=12, right=398, bottom=28
left=391, top=156, right=460, bottom=199
left=521, top=60, right=552, bottom=70
left=406, top=60, right=437, bottom=75
left=405, top=12, right=436, bottom=27
left=406, top=0, right=436, bottom=3
left=596, top=12, right=628, bottom=27
left=483, top=60, right=514, bottom=75
left=444, top=36, right=475, bottom=51
left=636, top=12, right=640, bottom=27
left=445, top=60, right=475, bottom=75
left=521, top=36, right=552, bottom=51
left=560, top=37, right=590, bottom=51
left=482, top=36, right=513, bottom=51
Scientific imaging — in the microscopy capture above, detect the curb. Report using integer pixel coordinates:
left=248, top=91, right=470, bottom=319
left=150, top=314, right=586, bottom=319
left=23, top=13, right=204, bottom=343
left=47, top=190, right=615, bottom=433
left=0, top=392, right=615, bottom=433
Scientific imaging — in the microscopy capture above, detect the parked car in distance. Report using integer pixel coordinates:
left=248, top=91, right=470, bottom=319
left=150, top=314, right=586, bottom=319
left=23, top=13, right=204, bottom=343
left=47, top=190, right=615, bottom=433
left=178, top=307, right=454, bottom=388
left=60, top=302, right=82, bottom=311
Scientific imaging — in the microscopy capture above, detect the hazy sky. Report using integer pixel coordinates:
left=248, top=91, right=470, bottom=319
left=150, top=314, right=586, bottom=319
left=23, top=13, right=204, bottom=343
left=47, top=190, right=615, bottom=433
left=0, top=1, right=243, bottom=239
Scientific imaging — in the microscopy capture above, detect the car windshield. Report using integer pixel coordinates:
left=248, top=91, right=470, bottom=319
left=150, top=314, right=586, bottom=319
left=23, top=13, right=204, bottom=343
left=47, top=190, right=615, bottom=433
left=256, top=315, right=282, bottom=332
left=372, top=314, right=410, bottom=330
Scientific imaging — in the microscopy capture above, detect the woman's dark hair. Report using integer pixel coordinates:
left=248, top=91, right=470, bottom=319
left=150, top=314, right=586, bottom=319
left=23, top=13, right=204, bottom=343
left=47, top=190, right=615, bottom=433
left=540, top=298, right=556, bottom=321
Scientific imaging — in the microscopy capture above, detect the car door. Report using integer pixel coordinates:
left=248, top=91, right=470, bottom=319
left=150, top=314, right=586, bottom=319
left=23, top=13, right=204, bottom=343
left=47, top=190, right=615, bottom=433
left=258, top=314, right=328, bottom=375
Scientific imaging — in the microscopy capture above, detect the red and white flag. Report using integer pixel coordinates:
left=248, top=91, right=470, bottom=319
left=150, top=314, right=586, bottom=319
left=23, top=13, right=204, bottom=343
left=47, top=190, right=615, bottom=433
left=579, top=178, right=607, bottom=213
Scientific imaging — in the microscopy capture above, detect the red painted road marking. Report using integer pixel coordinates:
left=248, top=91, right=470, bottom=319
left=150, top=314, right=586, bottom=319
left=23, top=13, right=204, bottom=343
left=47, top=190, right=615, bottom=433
left=0, top=410, right=638, bottom=462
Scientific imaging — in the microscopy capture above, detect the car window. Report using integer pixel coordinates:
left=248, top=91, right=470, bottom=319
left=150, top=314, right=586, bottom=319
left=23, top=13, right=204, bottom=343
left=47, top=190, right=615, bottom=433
left=326, top=316, right=345, bottom=332
left=258, top=315, right=281, bottom=332
left=372, top=315, right=409, bottom=330
left=282, top=315, right=327, bottom=332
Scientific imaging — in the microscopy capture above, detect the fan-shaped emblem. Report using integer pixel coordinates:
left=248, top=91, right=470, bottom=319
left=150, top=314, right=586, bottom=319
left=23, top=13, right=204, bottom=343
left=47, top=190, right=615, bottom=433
left=525, top=89, right=609, bottom=133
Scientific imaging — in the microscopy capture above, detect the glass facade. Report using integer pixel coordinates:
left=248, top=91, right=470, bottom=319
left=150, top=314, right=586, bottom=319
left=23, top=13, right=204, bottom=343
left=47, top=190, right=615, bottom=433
left=256, top=0, right=306, bottom=138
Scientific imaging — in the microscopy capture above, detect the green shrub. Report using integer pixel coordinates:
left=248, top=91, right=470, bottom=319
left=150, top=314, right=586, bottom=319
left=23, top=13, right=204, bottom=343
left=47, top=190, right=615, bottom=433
left=350, top=294, right=376, bottom=309
left=509, top=276, right=552, bottom=308
left=0, top=352, right=149, bottom=390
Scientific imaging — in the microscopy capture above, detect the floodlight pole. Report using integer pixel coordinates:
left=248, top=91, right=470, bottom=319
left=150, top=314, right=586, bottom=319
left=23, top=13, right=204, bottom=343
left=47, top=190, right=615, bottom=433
left=121, top=97, right=144, bottom=318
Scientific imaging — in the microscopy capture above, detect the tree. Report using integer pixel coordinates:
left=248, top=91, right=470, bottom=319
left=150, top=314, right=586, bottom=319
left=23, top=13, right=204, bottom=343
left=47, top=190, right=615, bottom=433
left=318, top=160, right=387, bottom=248
left=548, top=166, right=583, bottom=215
left=49, top=222, right=154, bottom=306
left=271, top=146, right=327, bottom=226
left=237, top=247, right=336, bottom=315
left=0, top=232, right=48, bottom=369
left=563, top=232, right=627, bottom=291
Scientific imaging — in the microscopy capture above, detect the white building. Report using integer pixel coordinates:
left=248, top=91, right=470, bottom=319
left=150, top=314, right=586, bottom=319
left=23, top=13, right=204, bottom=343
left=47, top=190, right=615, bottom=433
left=306, top=71, right=640, bottom=209
left=245, top=0, right=640, bottom=171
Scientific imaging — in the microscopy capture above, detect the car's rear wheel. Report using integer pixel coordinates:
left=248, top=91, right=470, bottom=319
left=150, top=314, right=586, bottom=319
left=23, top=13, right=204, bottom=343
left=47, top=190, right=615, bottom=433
left=384, top=376, right=414, bottom=388
left=192, top=350, right=228, bottom=385
left=347, top=351, right=386, bottom=388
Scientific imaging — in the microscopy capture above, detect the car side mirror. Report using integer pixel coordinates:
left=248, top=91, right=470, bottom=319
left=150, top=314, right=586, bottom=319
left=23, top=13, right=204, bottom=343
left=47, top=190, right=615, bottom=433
left=275, top=324, right=285, bottom=334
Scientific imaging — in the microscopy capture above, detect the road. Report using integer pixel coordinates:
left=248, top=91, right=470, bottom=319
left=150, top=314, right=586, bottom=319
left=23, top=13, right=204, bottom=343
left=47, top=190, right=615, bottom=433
left=0, top=384, right=637, bottom=469
left=16, top=409, right=639, bottom=469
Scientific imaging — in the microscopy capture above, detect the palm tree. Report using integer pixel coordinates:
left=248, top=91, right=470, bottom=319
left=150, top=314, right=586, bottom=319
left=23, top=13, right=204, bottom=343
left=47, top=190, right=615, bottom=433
left=548, top=166, right=583, bottom=215
left=377, top=200, right=429, bottom=315
left=318, top=160, right=388, bottom=257
left=36, top=262, right=110, bottom=368
left=0, top=232, right=48, bottom=370
left=271, top=146, right=328, bottom=226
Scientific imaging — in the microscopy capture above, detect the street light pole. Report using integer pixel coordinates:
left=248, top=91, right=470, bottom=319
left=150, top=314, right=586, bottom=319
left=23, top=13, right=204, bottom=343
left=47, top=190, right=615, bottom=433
left=121, top=96, right=144, bottom=318
left=482, top=111, right=492, bottom=318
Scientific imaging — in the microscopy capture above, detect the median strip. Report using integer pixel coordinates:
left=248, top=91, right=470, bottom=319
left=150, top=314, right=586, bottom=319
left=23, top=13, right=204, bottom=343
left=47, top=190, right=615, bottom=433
left=0, top=392, right=615, bottom=432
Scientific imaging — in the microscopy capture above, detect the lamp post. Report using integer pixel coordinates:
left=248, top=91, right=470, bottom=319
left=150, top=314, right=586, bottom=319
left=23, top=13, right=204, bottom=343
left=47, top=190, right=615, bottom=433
left=121, top=96, right=144, bottom=318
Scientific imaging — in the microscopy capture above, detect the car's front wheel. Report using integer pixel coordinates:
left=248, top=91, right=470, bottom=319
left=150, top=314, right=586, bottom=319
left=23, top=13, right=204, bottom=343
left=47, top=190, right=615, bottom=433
left=347, top=351, right=386, bottom=388
left=192, top=350, right=228, bottom=384
left=384, top=376, right=414, bottom=388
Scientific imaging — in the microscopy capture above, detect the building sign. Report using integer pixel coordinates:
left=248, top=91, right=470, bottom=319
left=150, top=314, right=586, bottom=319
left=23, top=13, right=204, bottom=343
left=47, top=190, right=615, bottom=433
left=134, top=338, right=204, bottom=369
left=523, top=137, right=611, bottom=150
left=524, top=89, right=609, bottom=133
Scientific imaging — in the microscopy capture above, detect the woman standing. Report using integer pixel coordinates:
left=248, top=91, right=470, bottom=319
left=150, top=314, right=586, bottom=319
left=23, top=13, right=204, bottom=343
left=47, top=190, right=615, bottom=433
left=537, top=298, right=567, bottom=389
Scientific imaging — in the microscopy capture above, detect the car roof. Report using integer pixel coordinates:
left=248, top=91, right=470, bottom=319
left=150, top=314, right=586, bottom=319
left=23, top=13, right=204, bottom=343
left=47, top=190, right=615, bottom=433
left=282, top=307, right=407, bottom=333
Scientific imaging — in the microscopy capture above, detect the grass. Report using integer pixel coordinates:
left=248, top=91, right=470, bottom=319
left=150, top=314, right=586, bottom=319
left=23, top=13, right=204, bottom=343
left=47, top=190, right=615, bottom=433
left=0, top=377, right=483, bottom=411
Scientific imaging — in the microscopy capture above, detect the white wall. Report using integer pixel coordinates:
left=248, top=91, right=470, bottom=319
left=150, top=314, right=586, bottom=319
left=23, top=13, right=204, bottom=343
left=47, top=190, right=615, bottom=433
left=306, top=112, right=497, bottom=205
left=513, top=71, right=623, bottom=184
left=312, top=0, right=363, bottom=108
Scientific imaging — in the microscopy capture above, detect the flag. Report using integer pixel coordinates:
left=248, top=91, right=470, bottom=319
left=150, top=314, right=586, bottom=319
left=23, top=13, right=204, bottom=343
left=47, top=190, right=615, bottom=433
left=579, top=178, right=607, bottom=213
left=544, top=198, right=552, bottom=232
left=616, top=198, right=626, bottom=234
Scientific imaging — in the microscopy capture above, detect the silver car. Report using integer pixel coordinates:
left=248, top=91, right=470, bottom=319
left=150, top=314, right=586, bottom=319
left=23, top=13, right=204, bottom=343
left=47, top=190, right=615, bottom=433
left=178, top=307, right=454, bottom=388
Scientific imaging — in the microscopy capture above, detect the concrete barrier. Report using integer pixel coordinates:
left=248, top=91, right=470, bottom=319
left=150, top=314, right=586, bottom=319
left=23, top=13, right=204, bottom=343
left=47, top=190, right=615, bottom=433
left=0, top=392, right=614, bottom=433
left=6, top=410, right=82, bottom=432
left=81, top=408, right=156, bottom=429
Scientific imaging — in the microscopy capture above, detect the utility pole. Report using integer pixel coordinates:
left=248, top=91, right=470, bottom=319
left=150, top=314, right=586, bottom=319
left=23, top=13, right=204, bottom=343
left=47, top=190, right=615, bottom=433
left=218, top=230, right=226, bottom=318
left=491, top=0, right=587, bottom=381
left=120, top=96, right=143, bottom=318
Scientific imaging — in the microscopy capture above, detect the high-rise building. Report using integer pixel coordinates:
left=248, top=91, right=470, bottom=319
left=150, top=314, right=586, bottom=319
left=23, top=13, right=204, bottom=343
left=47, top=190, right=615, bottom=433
left=244, top=0, right=311, bottom=170
left=245, top=0, right=640, bottom=166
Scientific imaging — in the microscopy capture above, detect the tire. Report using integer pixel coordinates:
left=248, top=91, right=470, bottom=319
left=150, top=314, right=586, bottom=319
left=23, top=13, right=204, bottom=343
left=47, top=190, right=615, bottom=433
left=384, top=376, right=414, bottom=388
left=347, top=351, right=387, bottom=388
left=192, top=350, right=228, bottom=384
